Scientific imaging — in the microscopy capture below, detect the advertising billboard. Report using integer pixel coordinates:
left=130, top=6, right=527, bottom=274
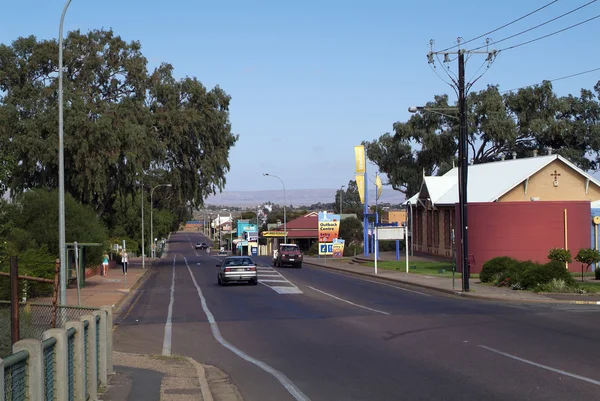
left=318, top=211, right=340, bottom=243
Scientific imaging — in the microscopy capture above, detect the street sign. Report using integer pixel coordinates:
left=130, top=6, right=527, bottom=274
left=319, top=243, right=333, bottom=256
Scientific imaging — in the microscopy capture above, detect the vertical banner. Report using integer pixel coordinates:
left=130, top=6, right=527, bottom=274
left=375, top=174, right=383, bottom=200
left=332, top=238, right=345, bottom=258
left=354, top=145, right=365, bottom=174
left=355, top=175, right=365, bottom=204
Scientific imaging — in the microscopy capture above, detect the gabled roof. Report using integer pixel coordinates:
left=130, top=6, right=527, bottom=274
left=422, top=154, right=600, bottom=205
left=274, top=212, right=318, bottom=231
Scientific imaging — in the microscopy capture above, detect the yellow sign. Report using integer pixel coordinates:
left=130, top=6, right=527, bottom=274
left=354, top=145, right=365, bottom=173
left=262, top=231, right=287, bottom=237
left=318, top=212, right=340, bottom=243
left=356, top=174, right=365, bottom=204
left=376, top=174, right=383, bottom=200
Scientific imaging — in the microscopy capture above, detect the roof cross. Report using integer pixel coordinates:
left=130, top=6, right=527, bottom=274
left=550, top=170, right=561, bottom=180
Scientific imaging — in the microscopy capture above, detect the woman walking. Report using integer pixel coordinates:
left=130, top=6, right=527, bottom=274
left=102, top=253, right=109, bottom=276
left=121, top=251, right=128, bottom=275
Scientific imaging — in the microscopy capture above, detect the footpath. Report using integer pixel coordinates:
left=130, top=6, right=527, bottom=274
left=304, top=251, right=600, bottom=305
left=50, top=248, right=241, bottom=401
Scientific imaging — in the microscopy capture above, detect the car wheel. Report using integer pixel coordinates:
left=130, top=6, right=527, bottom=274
left=251, top=278, right=258, bottom=285
left=217, top=275, right=222, bottom=285
left=297, top=263, right=302, bottom=269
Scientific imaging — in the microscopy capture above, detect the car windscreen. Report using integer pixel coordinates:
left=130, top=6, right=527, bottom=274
left=281, top=246, right=299, bottom=252
left=224, top=258, right=253, bottom=266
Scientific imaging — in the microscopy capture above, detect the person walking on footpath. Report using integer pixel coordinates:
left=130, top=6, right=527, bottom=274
left=102, top=252, right=109, bottom=276
left=121, top=251, right=128, bottom=275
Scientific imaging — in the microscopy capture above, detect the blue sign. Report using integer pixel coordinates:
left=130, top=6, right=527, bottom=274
left=251, top=247, right=258, bottom=256
left=319, top=243, right=333, bottom=255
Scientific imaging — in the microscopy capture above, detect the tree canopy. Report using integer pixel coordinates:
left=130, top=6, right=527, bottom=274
left=364, top=81, right=600, bottom=196
left=0, top=29, right=238, bottom=215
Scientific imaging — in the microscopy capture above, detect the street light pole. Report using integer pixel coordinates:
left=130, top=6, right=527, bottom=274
left=263, top=173, right=286, bottom=243
left=151, top=184, right=172, bottom=258
left=141, top=175, right=145, bottom=269
left=458, top=50, right=470, bottom=292
left=58, top=0, right=73, bottom=306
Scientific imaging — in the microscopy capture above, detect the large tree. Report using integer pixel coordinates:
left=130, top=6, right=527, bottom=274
left=365, top=81, right=600, bottom=197
left=0, top=29, right=238, bottom=217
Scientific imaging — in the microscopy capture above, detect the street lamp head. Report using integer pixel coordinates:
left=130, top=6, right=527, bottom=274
left=263, top=173, right=269, bottom=176
left=408, top=106, right=421, bottom=113
left=166, top=184, right=172, bottom=187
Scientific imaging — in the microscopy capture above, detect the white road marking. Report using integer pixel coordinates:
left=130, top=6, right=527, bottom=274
left=308, top=286, right=390, bottom=315
left=271, top=286, right=304, bottom=294
left=162, top=256, right=176, bottom=356
left=259, top=279, right=290, bottom=283
left=184, top=257, right=311, bottom=401
left=479, top=345, right=600, bottom=386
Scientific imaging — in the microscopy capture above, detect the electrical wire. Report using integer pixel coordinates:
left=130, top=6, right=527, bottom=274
left=437, top=0, right=560, bottom=53
left=497, top=13, right=600, bottom=52
left=469, top=0, right=597, bottom=51
left=428, top=62, right=459, bottom=97
left=500, top=66, right=600, bottom=93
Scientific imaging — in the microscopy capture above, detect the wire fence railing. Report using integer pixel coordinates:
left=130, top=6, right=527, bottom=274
left=0, top=301, right=99, bottom=359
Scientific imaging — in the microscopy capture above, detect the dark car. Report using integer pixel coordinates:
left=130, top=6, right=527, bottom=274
left=217, top=256, right=258, bottom=285
left=273, top=244, right=303, bottom=268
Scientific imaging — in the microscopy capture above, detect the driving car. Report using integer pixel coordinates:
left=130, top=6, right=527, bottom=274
left=195, top=242, right=209, bottom=250
left=217, top=256, right=258, bottom=285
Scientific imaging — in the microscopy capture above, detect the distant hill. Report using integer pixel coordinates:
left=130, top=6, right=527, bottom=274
left=204, top=188, right=406, bottom=207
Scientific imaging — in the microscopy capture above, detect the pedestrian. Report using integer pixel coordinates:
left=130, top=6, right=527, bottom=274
left=121, top=251, right=128, bottom=275
left=102, top=252, right=109, bottom=276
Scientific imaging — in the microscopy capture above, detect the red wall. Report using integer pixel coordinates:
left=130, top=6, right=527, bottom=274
left=455, top=201, right=591, bottom=274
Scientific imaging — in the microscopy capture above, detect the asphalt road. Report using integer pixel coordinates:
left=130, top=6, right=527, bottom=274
left=114, top=232, right=600, bottom=401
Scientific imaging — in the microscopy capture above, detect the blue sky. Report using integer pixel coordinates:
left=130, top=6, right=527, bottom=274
left=3, top=0, right=600, bottom=191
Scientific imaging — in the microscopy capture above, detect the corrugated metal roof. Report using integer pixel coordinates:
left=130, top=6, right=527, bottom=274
left=422, top=176, right=457, bottom=204
left=428, top=154, right=600, bottom=205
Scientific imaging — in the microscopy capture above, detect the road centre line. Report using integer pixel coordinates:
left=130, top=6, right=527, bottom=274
left=184, top=257, right=311, bottom=401
left=162, top=256, right=176, bottom=356
left=307, top=286, right=390, bottom=315
left=479, top=345, right=600, bottom=386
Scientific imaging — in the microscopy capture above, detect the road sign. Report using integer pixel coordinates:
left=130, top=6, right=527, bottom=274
left=319, top=243, right=333, bottom=256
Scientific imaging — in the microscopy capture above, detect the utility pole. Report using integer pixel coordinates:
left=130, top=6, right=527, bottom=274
left=427, top=39, right=497, bottom=292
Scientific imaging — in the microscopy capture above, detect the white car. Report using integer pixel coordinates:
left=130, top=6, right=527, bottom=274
left=217, top=256, right=258, bottom=285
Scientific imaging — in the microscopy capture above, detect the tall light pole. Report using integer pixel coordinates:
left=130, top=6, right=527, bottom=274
left=263, top=173, right=286, bottom=243
left=151, top=184, right=172, bottom=258
left=340, top=185, right=345, bottom=217
left=58, top=0, right=73, bottom=306
left=141, top=175, right=145, bottom=269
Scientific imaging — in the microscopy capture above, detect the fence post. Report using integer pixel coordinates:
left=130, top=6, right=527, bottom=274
left=10, top=256, right=19, bottom=345
left=51, top=258, right=60, bottom=328
left=12, top=339, right=43, bottom=401
left=101, top=305, right=114, bottom=374
left=93, top=310, right=108, bottom=387
left=0, top=357, right=4, bottom=401
left=43, top=328, right=68, bottom=400
left=80, top=314, right=98, bottom=400
left=66, top=321, right=85, bottom=401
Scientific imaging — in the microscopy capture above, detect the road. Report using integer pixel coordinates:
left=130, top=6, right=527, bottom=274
left=114, top=232, right=600, bottom=401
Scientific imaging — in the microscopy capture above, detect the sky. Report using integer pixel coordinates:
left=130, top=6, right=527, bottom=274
left=3, top=0, right=600, bottom=192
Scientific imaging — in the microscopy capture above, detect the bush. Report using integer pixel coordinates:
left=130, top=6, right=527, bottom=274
left=548, top=248, right=572, bottom=264
left=480, top=256, right=519, bottom=283
left=344, top=244, right=362, bottom=257
left=519, top=260, right=575, bottom=290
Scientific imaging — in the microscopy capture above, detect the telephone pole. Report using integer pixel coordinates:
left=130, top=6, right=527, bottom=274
left=427, top=39, right=497, bottom=292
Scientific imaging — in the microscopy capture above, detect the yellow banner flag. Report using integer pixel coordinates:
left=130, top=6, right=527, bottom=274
left=355, top=174, right=365, bottom=204
left=376, top=174, right=383, bottom=200
left=354, top=145, right=365, bottom=173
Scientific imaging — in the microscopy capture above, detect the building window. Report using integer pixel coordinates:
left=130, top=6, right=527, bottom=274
left=416, top=209, right=422, bottom=245
left=444, top=210, right=450, bottom=246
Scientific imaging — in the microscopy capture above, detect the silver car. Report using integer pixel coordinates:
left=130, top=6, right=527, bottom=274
left=217, top=256, right=258, bottom=285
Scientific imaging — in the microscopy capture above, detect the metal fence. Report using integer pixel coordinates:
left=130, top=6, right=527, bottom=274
left=0, top=301, right=98, bottom=359
left=1, top=311, right=111, bottom=401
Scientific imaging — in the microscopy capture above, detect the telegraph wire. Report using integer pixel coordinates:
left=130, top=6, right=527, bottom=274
left=437, top=0, right=560, bottom=52
left=497, top=13, right=600, bottom=52
left=469, top=0, right=597, bottom=51
left=500, top=66, right=600, bottom=93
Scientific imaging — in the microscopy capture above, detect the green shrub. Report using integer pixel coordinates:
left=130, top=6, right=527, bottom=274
left=519, top=260, right=575, bottom=290
left=548, top=248, right=572, bottom=264
left=480, top=256, right=519, bottom=283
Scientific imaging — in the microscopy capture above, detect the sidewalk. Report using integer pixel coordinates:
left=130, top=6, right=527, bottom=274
left=36, top=247, right=242, bottom=401
left=304, top=252, right=600, bottom=305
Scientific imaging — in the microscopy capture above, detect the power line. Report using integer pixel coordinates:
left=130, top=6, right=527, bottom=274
left=500, top=66, right=600, bottom=93
left=437, top=0, right=560, bottom=52
left=497, top=13, right=600, bottom=52
left=469, top=0, right=597, bottom=51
